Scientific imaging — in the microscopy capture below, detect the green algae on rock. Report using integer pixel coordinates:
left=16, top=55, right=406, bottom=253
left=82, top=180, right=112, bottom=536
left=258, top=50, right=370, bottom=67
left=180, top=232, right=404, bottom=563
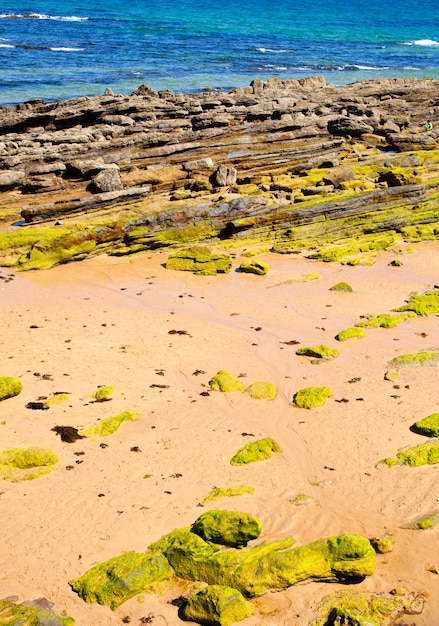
left=209, top=371, right=245, bottom=393
left=296, top=344, right=339, bottom=359
left=230, top=438, right=281, bottom=465
left=91, top=385, right=114, bottom=401
left=0, top=376, right=22, bottom=401
left=293, top=386, right=332, bottom=409
left=329, top=281, right=353, bottom=292
left=0, top=596, right=75, bottom=626
left=244, top=381, right=277, bottom=400
left=400, top=509, right=439, bottom=530
left=394, top=440, right=439, bottom=466
left=0, top=447, right=58, bottom=481
left=203, top=485, right=255, bottom=504
left=394, top=288, right=439, bottom=316
left=43, top=392, right=70, bottom=408
left=181, top=585, right=254, bottom=626
left=191, top=510, right=262, bottom=548
left=69, top=550, right=173, bottom=610
left=238, top=259, right=269, bottom=275
left=165, top=246, right=232, bottom=275
left=389, top=351, right=439, bottom=367
left=336, top=327, right=366, bottom=341
left=78, top=409, right=138, bottom=437
left=310, top=588, right=424, bottom=626
left=370, top=536, right=395, bottom=554
left=411, top=412, right=439, bottom=436
left=355, top=312, right=416, bottom=328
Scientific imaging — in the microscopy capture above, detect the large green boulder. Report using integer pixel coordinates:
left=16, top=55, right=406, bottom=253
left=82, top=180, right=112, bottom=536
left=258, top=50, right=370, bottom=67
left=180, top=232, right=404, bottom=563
left=293, top=386, right=332, bottom=409
left=181, top=585, right=254, bottom=626
left=0, top=376, right=22, bottom=401
left=396, top=440, right=439, bottom=466
left=230, top=438, right=281, bottom=465
left=209, top=371, right=245, bottom=393
left=0, top=597, right=75, bottom=625
left=69, top=550, right=173, bottom=609
left=166, top=246, right=232, bottom=275
left=411, top=412, right=439, bottom=436
left=239, top=259, right=269, bottom=275
left=191, top=510, right=262, bottom=548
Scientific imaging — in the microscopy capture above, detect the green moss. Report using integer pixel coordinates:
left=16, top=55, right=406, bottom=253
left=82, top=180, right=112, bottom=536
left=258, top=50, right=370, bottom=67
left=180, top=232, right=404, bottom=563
left=239, top=259, right=269, bottom=275
left=355, top=313, right=416, bottom=328
left=0, top=447, right=58, bottom=482
left=394, top=289, right=439, bottom=316
left=69, top=550, right=173, bottom=609
left=329, top=282, right=353, bottom=292
left=389, top=351, right=439, bottom=367
left=411, top=412, right=439, bottom=436
left=400, top=510, right=439, bottom=530
left=166, top=246, right=232, bottom=275
left=0, top=597, right=75, bottom=625
left=230, top=438, right=281, bottom=465
left=389, top=259, right=403, bottom=266
left=203, top=485, right=255, bottom=504
left=181, top=585, right=254, bottom=626
left=191, top=510, right=262, bottom=548
left=370, top=536, right=395, bottom=554
left=379, top=457, right=399, bottom=467
left=293, top=386, right=332, bottom=409
left=91, top=385, right=114, bottom=401
left=395, top=440, right=439, bottom=466
left=336, top=327, right=366, bottom=341
left=44, top=392, right=70, bottom=408
left=79, top=409, right=138, bottom=437
left=0, top=376, right=22, bottom=401
left=209, top=371, right=245, bottom=393
left=296, top=345, right=340, bottom=359
left=244, top=381, right=277, bottom=399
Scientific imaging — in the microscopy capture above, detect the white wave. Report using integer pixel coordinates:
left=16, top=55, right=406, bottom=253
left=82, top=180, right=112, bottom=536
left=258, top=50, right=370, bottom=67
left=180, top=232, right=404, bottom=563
left=0, top=43, right=14, bottom=48
left=50, top=47, right=85, bottom=51
left=350, top=64, right=388, bottom=70
left=261, top=64, right=288, bottom=70
left=402, top=39, right=439, bottom=46
left=0, top=13, right=88, bottom=21
left=257, top=47, right=289, bottom=53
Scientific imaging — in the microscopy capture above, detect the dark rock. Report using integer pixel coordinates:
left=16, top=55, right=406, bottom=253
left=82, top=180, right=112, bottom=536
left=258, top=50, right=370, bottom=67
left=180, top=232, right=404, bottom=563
left=327, top=116, right=374, bottom=137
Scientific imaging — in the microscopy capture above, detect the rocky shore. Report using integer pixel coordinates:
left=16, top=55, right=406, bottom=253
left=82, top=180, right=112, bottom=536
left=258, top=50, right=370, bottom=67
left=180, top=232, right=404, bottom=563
left=0, top=75, right=439, bottom=269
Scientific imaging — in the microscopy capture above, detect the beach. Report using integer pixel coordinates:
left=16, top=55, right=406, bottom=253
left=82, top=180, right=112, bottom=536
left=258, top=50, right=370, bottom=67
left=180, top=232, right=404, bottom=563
left=1, top=242, right=438, bottom=624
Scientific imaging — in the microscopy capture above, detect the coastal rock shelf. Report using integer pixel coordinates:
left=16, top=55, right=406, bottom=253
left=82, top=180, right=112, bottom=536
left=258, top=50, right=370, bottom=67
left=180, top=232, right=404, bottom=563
left=1, top=76, right=439, bottom=268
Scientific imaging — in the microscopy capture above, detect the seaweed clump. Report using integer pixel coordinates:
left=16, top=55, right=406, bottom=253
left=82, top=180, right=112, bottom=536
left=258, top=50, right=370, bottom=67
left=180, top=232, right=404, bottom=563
left=209, top=371, right=245, bottom=393
left=336, top=327, right=366, bottom=341
left=0, top=376, right=22, bottom=401
left=244, top=381, right=277, bottom=399
left=203, top=485, right=255, bottom=504
left=293, top=386, right=332, bottom=409
left=0, top=447, right=58, bottom=481
left=78, top=409, right=138, bottom=437
left=230, top=438, right=281, bottom=465
left=411, top=412, right=439, bottom=436
left=296, top=345, right=339, bottom=359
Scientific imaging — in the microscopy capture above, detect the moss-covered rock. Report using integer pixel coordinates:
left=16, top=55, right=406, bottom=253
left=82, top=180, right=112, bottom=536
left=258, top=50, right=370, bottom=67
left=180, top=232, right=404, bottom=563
left=355, top=312, right=415, bottom=328
left=370, top=536, right=395, bottom=554
left=78, top=409, right=137, bottom=437
left=239, top=259, right=269, bottom=275
left=411, top=412, right=439, bottom=436
left=0, top=447, right=58, bottom=481
left=336, top=327, right=366, bottom=341
left=296, top=345, right=339, bottom=359
left=395, top=440, right=439, bottom=466
left=209, top=371, right=245, bottom=393
left=69, top=550, right=173, bottom=609
left=244, top=381, right=277, bottom=399
left=203, top=485, right=255, bottom=504
left=191, top=510, right=262, bottom=548
left=400, top=509, right=439, bottom=530
left=293, top=386, right=332, bottom=409
left=394, top=289, right=439, bottom=316
left=181, top=585, right=254, bottom=626
left=0, top=376, right=22, bottom=401
left=230, top=438, right=281, bottom=465
left=0, top=597, right=75, bottom=625
left=329, top=281, right=353, bottom=292
left=310, top=588, right=424, bottom=626
left=91, top=385, right=114, bottom=401
left=166, top=246, right=232, bottom=275
left=43, top=392, right=70, bottom=408
left=389, top=351, right=439, bottom=367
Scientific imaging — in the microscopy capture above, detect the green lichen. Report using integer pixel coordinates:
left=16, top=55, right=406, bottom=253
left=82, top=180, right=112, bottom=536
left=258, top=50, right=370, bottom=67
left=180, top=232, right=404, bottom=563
left=191, top=510, right=262, bottom=548
left=395, top=440, right=439, bottom=466
left=181, top=585, right=254, bottom=626
left=203, top=485, right=255, bottom=504
left=244, top=381, right=277, bottom=399
left=230, top=438, right=281, bottom=465
left=411, top=412, right=439, bottom=436
left=0, top=447, right=58, bottom=481
left=43, top=392, right=70, bottom=408
left=209, top=371, right=245, bottom=393
left=296, top=345, right=340, bottom=359
left=400, top=509, right=439, bottom=530
left=0, top=376, right=22, bottom=401
left=370, top=536, right=395, bottom=554
left=165, top=246, right=232, bottom=275
left=329, top=282, right=353, bottom=291
left=239, top=259, right=269, bottom=275
left=0, top=597, right=75, bottom=625
left=91, top=385, right=114, bottom=401
left=394, top=289, right=439, bottom=316
left=389, top=351, right=439, bottom=367
left=293, top=386, right=332, bottom=409
left=79, top=409, right=138, bottom=437
left=336, top=327, right=366, bottom=341
left=355, top=313, right=415, bottom=328
left=69, top=550, right=173, bottom=609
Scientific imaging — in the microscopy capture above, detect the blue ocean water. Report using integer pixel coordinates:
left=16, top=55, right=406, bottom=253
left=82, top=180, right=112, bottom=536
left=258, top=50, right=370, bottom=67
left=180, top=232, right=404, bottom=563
left=1, top=0, right=439, bottom=105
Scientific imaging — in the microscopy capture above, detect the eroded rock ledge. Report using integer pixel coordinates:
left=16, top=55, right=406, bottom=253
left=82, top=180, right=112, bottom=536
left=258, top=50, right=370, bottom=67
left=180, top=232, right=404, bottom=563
left=1, top=76, right=439, bottom=269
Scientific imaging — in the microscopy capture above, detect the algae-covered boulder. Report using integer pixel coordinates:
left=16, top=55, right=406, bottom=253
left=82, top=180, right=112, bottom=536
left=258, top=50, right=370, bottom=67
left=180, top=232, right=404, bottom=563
left=389, top=351, right=439, bottom=367
left=181, top=585, right=254, bottom=626
left=191, top=510, right=262, bottom=548
left=296, top=345, right=339, bottom=359
left=329, top=281, right=352, bottom=292
left=166, top=246, right=232, bottom=275
left=0, top=447, right=58, bottom=481
left=203, top=485, right=255, bottom=504
left=230, top=438, right=281, bottom=465
left=356, top=313, right=415, bottom=328
left=78, top=409, right=137, bottom=437
left=0, top=376, right=22, bottom=401
left=370, top=536, right=395, bottom=554
left=400, top=509, right=439, bottom=530
left=239, top=259, right=269, bottom=275
left=244, top=381, right=277, bottom=400
left=293, top=386, right=332, bottom=409
left=411, top=412, right=439, bottom=436
left=394, top=288, right=439, bottom=316
left=43, top=392, right=69, bottom=408
left=395, top=439, right=439, bottom=466
left=91, top=385, right=114, bottom=401
left=209, top=371, right=245, bottom=393
left=310, top=588, right=424, bottom=626
left=69, top=550, right=173, bottom=609
left=0, top=596, right=75, bottom=625
left=336, top=327, right=366, bottom=341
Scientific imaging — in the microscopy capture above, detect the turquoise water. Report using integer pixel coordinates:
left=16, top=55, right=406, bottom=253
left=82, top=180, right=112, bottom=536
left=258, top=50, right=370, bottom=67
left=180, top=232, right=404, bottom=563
left=1, top=0, right=439, bottom=104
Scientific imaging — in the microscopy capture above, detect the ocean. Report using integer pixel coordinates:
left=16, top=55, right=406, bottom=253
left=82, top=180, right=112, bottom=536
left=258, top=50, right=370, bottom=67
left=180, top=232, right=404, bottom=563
left=1, top=0, right=439, bottom=105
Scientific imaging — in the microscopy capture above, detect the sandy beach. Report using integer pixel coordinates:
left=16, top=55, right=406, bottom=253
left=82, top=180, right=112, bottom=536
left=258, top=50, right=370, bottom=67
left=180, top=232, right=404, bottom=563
left=1, top=241, right=439, bottom=625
